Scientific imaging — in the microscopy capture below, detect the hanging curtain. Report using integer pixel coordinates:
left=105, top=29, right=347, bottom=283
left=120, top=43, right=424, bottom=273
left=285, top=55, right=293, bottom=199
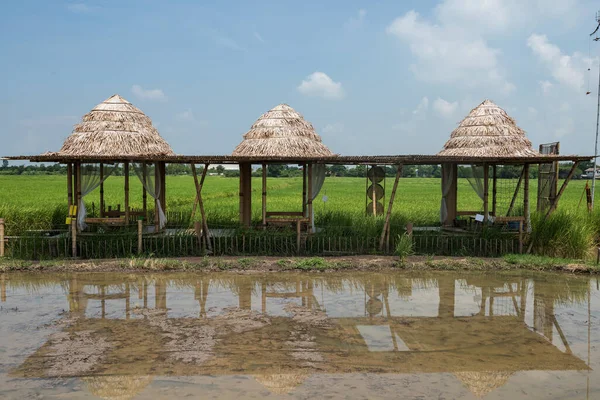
left=133, top=162, right=166, bottom=229
left=77, top=163, right=116, bottom=231
left=467, top=165, right=486, bottom=201
left=310, top=164, right=327, bottom=232
left=440, top=164, right=454, bottom=223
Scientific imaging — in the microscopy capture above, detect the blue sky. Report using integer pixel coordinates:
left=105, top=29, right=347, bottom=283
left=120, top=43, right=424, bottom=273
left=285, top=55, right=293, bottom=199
left=1, top=0, right=599, bottom=158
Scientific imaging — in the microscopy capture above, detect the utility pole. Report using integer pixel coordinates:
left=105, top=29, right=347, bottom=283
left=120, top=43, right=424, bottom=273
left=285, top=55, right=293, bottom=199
left=590, top=11, right=600, bottom=209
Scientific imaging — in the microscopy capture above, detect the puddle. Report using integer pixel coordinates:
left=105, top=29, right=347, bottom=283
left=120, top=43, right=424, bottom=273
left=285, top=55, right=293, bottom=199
left=0, top=270, right=599, bottom=399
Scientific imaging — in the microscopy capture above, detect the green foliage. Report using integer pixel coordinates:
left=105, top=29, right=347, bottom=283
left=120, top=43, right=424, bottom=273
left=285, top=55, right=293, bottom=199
left=395, top=233, right=415, bottom=260
left=528, top=211, right=595, bottom=259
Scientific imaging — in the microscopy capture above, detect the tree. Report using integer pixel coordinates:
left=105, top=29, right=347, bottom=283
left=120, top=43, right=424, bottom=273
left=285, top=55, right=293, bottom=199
left=216, top=165, right=225, bottom=175
left=1, top=160, right=7, bottom=168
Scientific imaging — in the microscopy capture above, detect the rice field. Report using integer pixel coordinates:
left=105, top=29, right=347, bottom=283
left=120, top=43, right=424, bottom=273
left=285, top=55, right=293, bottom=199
left=0, top=174, right=595, bottom=236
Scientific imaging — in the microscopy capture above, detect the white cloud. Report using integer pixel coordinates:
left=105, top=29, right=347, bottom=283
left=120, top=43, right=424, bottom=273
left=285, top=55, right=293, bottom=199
left=131, top=85, right=166, bottom=101
left=539, top=80, right=554, bottom=94
left=413, top=97, right=429, bottom=118
left=386, top=10, right=513, bottom=92
left=433, top=98, right=458, bottom=118
left=322, top=123, right=344, bottom=134
left=175, top=109, right=195, bottom=122
left=253, top=32, right=264, bottom=43
left=297, top=72, right=344, bottom=100
left=435, top=0, right=513, bottom=32
left=66, top=3, right=94, bottom=13
left=528, top=34, right=590, bottom=91
left=345, top=9, right=367, bottom=30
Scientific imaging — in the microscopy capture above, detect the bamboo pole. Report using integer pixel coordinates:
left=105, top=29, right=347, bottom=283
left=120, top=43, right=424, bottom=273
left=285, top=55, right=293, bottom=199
left=124, top=162, right=130, bottom=224
left=262, top=163, right=267, bottom=228
left=191, top=163, right=211, bottom=251
left=67, top=163, right=73, bottom=210
left=524, top=163, right=530, bottom=233
left=379, top=165, right=402, bottom=251
left=302, top=164, right=307, bottom=217
left=76, top=162, right=82, bottom=230
left=71, top=218, right=77, bottom=257
left=482, top=164, right=489, bottom=223
left=154, top=163, right=160, bottom=232
left=160, top=162, right=166, bottom=215
left=307, top=163, right=313, bottom=233
left=492, top=165, right=497, bottom=216
left=507, top=166, right=525, bottom=216
left=142, top=163, right=148, bottom=220
left=0, top=218, right=4, bottom=258
left=137, top=219, right=143, bottom=255
left=545, top=162, right=579, bottom=218
left=99, top=163, right=104, bottom=218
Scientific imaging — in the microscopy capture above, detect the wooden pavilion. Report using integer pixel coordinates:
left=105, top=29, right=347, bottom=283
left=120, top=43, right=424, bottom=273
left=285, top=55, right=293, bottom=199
left=232, top=104, right=335, bottom=234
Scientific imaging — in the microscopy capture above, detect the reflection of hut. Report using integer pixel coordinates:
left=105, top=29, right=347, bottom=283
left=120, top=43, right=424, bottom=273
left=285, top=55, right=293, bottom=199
left=232, top=104, right=335, bottom=232
left=254, top=373, right=307, bottom=395
left=83, top=375, right=153, bottom=400
left=454, top=371, right=513, bottom=398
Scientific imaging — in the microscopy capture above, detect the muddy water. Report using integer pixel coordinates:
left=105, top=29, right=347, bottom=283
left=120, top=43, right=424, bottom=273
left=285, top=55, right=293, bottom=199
left=0, top=271, right=598, bottom=399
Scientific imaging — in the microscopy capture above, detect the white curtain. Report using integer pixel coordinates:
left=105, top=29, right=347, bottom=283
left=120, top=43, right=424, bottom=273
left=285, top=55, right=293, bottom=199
left=310, top=164, right=327, bottom=232
left=133, top=162, right=166, bottom=229
left=440, top=164, right=454, bottom=224
left=77, top=163, right=115, bottom=231
left=467, top=165, right=486, bottom=201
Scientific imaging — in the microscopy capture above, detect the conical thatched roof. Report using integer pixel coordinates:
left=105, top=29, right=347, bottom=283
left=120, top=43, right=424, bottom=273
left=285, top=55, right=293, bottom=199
left=55, top=94, right=174, bottom=157
left=254, top=373, right=307, bottom=394
left=438, top=100, right=539, bottom=157
left=454, top=371, right=513, bottom=398
left=83, top=375, right=153, bottom=400
left=232, top=104, right=334, bottom=157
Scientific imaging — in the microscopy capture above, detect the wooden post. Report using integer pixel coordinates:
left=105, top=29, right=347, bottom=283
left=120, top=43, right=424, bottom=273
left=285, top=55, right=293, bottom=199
left=76, top=162, right=82, bottom=231
left=0, top=218, right=4, bottom=258
left=67, top=163, right=73, bottom=210
left=506, top=166, right=525, bottom=216
left=160, top=162, right=166, bottom=215
left=239, top=163, right=252, bottom=227
left=519, top=220, right=524, bottom=254
left=154, top=163, right=160, bottom=232
left=308, top=163, right=313, bottom=233
left=524, top=163, right=530, bottom=232
left=194, top=221, right=203, bottom=251
left=302, top=164, right=307, bottom=217
left=124, top=162, right=130, bottom=224
left=379, top=165, right=403, bottom=251
left=545, top=161, right=579, bottom=218
left=441, top=164, right=457, bottom=226
left=137, top=219, right=143, bottom=255
left=191, top=163, right=211, bottom=251
left=71, top=218, right=77, bottom=258
left=142, top=163, right=148, bottom=220
left=483, top=164, right=489, bottom=223
left=262, top=163, right=267, bottom=228
left=492, top=165, right=497, bottom=216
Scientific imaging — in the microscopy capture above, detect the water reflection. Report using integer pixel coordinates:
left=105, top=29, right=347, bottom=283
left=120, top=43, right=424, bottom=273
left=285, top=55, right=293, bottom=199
left=1, top=271, right=596, bottom=399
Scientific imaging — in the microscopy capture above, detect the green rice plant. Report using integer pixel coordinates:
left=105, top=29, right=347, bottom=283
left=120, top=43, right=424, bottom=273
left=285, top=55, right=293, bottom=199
left=528, top=210, right=595, bottom=259
left=395, top=233, right=415, bottom=260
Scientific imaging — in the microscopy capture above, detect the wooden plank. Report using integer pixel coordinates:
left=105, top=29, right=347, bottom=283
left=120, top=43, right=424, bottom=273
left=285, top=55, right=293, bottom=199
left=124, top=162, right=130, bottom=224
left=379, top=164, right=403, bottom=251
left=506, top=166, right=525, bottom=216
left=266, top=212, right=305, bottom=217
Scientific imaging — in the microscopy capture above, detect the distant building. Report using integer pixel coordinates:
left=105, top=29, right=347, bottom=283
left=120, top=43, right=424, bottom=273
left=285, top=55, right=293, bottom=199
left=582, top=167, right=600, bottom=179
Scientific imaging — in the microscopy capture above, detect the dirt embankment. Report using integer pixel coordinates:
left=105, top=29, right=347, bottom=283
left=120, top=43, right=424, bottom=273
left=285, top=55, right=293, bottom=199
left=0, top=255, right=598, bottom=274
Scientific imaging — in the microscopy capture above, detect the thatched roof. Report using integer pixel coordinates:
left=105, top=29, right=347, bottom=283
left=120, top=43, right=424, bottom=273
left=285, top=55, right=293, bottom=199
left=438, top=100, right=539, bottom=157
left=254, top=373, right=307, bottom=394
left=454, top=371, right=513, bottom=398
left=83, top=375, right=153, bottom=400
left=52, top=94, right=174, bottom=157
left=232, top=104, right=335, bottom=157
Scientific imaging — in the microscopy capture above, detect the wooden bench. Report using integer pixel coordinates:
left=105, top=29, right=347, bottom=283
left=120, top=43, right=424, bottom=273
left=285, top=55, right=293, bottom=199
left=265, top=212, right=310, bottom=252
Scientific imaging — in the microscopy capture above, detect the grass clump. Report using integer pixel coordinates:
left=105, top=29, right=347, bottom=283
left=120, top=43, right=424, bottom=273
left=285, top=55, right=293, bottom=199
left=294, top=257, right=329, bottom=270
left=395, top=233, right=415, bottom=261
left=528, top=211, right=595, bottom=259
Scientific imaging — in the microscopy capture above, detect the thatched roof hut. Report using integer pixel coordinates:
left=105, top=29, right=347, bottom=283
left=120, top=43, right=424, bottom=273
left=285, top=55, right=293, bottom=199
left=438, top=100, right=539, bottom=157
left=53, top=94, right=174, bottom=157
left=83, top=375, right=153, bottom=400
left=232, top=104, right=334, bottom=157
left=254, top=373, right=307, bottom=394
left=454, top=371, right=513, bottom=398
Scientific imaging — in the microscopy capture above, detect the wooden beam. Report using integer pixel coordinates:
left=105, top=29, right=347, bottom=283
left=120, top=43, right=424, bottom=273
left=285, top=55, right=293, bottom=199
left=545, top=161, right=579, bottom=218
left=262, top=163, right=267, bottom=228
left=492, top=165, right=497, bottom=216
left=483, top=164, right=489, bottom=222
left=124, top=162, right=130, bottom=224
left=506, top=166, right=525, bottom=216
left=379, top=165, right=402, bottom=251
